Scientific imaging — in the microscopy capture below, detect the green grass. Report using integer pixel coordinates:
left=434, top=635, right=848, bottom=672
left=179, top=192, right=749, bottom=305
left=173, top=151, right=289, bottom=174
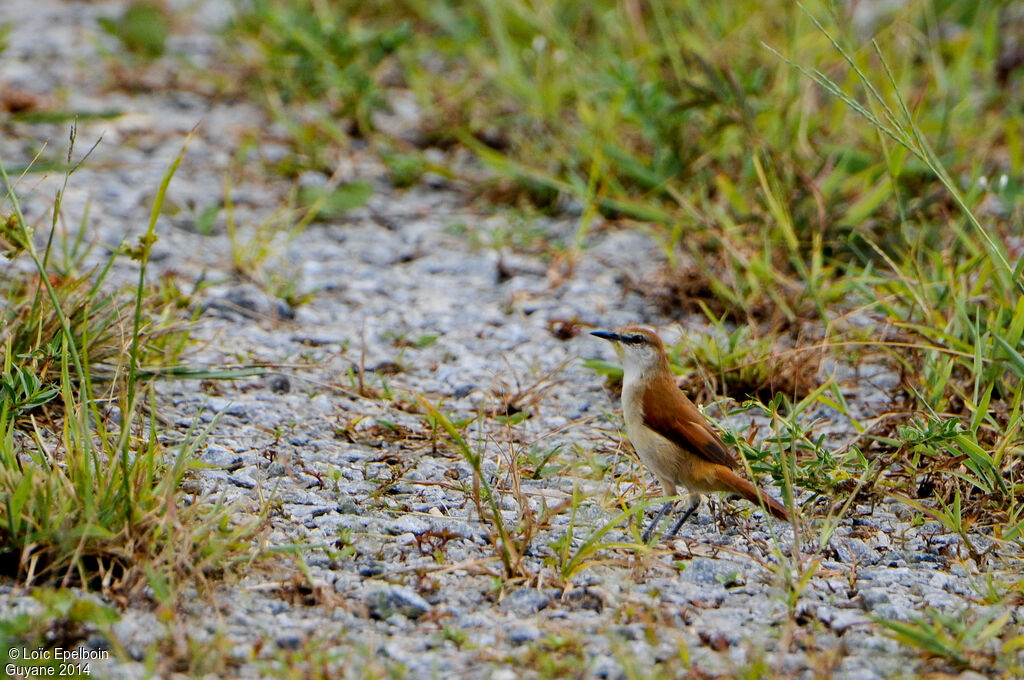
left=0, top=133, right=263, bottom=667
left=874, top=606, right=1020, bottom=675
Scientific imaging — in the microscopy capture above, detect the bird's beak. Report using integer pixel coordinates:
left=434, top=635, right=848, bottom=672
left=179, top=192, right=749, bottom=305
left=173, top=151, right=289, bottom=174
left=590, top=330, right=623, bottom=343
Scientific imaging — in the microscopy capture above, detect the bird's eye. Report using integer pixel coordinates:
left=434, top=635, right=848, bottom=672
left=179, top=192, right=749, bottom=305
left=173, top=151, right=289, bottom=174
left=625, top=334, right=646, bottom=345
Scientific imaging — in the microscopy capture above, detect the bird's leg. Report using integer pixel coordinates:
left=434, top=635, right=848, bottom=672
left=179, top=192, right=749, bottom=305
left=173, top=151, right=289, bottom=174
left=642, top=500, right=674, bottom=543
left=665, top=496, right=701, bottom=539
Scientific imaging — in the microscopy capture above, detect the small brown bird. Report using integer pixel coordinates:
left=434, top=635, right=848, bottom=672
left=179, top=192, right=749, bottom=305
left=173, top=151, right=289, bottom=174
left=592, top=325, right=792, bottom=541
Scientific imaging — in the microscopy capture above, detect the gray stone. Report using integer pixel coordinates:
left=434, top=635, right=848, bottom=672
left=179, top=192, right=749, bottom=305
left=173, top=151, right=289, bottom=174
left=335, top=498, right=359, bottom=515
left=679, top=557, right=745, bottom=588
left=837, top=668, right=883, bottom=680
left=385, top=613, right=409, bottom=628
left=387, top=515, right=430, bottom=535
left=200, top=444, right=240, bottom=467
left=817, top=607, right=870, bottom=634
left=506, top=623, right=541, bottom=645
left=228, top=470, right=257, bottom=489
left=111, top=610, right=163, bottom=660
left=366, top=585, right=431, bottom=620
left=499, top=588, right=553, bottom=616
left=831, top=537, right=881, bottom=565
left=267, top=374, right=291, bottom=393
left=959, top=673, right=994, bottom=680
left=275, top=632, right=302, bottom=650
left=204, top=397, right=251, bottom=419
left=590, top=654, right=623, bottom=679
left=859, top=587, right=891, bottom=610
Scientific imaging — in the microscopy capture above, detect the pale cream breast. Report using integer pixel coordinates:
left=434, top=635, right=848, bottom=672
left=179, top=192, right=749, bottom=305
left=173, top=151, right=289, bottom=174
left=621, top=376, right=719, bottom=494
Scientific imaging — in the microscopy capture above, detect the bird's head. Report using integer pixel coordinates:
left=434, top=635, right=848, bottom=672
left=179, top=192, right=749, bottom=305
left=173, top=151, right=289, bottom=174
left=590, top=325, right=667, bottom=376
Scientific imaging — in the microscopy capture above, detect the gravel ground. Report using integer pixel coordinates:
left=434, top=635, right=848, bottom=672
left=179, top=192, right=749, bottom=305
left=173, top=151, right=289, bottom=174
left=1, top=2, right=1022, bottom=678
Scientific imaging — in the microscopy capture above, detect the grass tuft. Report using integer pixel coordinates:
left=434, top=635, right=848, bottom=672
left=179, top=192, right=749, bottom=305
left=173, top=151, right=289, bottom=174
left=0, top=135, right=262, bottom=600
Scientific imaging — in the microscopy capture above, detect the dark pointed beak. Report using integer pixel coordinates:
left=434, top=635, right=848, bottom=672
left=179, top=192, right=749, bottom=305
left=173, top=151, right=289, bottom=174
left=590, top=330, right=622, bottom=342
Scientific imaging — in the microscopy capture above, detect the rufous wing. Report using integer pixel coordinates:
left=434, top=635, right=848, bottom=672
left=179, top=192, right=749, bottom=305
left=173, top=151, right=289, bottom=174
left=641, top=373, right=738, bottom=469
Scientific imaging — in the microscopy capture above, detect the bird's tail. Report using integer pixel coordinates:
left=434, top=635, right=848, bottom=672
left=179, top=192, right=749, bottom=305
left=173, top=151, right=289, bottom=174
left=713, top=468, right=792, bottom=522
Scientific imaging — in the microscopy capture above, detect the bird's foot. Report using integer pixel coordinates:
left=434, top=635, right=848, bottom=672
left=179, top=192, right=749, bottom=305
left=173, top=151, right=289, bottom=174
left=642, top=501, right=673, bottom=543
left=664, top=498, right=701, bottom=539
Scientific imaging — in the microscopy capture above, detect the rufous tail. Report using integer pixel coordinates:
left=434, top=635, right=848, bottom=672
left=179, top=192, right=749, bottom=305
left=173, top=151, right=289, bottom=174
left=713, top=468, right=791, bottom=521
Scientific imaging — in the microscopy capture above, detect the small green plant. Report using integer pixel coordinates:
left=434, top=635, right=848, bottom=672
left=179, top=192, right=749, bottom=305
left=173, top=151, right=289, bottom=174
left=551, top=490, right=664, bottom=581
left=440, top=625, right=469, bottom=649
left=0, top=365, right=60, bottom=418
left=97, top=1, right=171, bottom=59
left=193, top=202, right=221, bottom=236
left=297, top=181, right=373, bottom=221
left=227, top=0, right=412, bottom=135
left=418, top=400, right=524, bottom=577
left=677, top=313, right=826, bottom=403
left=875, top=607, right=1015, bottom=673
left=517, top=633, right=587, bottom=679
left=418, top=399, right=569, bottom=580
left=381, top=150, right=426, bottom=188
left=519, top=443, right=566, bottom=480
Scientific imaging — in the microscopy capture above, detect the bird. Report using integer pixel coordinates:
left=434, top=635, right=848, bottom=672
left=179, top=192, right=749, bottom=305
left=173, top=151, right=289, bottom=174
left=591, top=325, right=792, bottom=541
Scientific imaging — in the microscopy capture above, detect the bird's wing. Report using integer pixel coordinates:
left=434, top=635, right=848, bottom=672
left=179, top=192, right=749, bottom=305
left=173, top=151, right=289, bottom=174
left=641, top=375, right=738, bottom=469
